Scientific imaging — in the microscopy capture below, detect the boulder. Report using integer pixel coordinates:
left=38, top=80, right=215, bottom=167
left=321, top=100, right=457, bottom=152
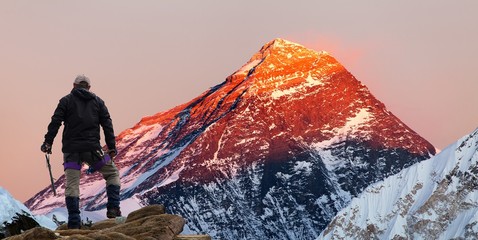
left=90, top=219, right=119, bottom=230
left=125, top=204, right=166, bottom=223
left=3, top=227, right=57, bottom=240
left=56, top=229, right=96, bottom=237
left=103, top=214, right=185, bottom=239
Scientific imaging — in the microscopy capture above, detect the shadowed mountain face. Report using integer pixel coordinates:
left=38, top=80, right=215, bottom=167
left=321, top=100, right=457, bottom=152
left=27, top=39, right=435, bottom=239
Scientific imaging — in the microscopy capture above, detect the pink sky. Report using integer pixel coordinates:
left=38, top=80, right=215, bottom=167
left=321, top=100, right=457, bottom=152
left=1, top=1, right=477, bottom=202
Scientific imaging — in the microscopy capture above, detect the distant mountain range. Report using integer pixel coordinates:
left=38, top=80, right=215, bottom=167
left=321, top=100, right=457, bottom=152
left=26, top=39, right=436, bottom=239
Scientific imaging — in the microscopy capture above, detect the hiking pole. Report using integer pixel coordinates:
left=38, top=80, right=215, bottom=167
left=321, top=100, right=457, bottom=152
left=45, top=153, right=57, bottom=196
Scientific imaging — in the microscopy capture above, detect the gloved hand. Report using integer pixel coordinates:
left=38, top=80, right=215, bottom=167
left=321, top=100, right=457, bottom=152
left=85, top=166, right=95, bottom=175
left=108, top=149, right=117, bottom=158
left=41, top=142, right=52, bottom=154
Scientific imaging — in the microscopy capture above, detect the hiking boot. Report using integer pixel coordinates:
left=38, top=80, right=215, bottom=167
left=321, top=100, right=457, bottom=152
left=106, top=184, right=121, bottom=218
left=65, top=196, right=81, bottom=229
left=106, top=206, right=122, bottom=218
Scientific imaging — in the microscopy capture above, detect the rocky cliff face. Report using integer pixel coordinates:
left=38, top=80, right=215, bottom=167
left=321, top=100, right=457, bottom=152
left=320, top=128, right=478, bottom=239
left=26, top=39, right=435, bottom=239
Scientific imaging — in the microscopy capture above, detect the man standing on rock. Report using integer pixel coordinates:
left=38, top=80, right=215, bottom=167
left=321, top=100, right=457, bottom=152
left=40, top=75, right=122, bottom=229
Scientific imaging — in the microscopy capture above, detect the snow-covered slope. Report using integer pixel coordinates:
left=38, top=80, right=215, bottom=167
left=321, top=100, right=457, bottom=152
left=0, top=187, right=55, bottom=230
left=26, top=39, right=435, bottom=239
left=320, top=127, right=478, bottom=239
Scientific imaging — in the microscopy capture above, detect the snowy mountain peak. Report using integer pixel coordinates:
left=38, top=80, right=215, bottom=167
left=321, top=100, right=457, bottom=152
left=232, top=38, right=334, bottom=82
left=256, top=38, right=329, bottom=60
left=27, top=39, right=435, bottom=239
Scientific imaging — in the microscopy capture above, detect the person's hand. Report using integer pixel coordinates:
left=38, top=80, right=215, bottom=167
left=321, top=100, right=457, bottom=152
left=85, top=166, right=95, bottom=175
left=108, top=149, right=117, bottom=158
left=41, top=142, right=52, bottom=154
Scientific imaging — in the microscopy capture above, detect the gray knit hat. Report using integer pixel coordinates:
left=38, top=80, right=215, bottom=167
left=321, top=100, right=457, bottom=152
left=74, top=74, right=91, bottom=86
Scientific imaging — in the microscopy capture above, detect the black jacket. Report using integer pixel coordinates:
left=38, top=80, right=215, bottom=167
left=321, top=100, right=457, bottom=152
left=44, top=88, right=116, bottom=153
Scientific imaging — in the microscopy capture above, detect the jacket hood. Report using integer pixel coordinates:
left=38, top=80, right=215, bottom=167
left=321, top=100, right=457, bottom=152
left=71, top=88, right=96, bottom=101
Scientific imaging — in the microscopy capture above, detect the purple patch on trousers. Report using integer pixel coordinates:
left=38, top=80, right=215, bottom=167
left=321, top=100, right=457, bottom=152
left=64, top=162, right=82, bottom=170
left=93, top=154, right=111, bottom=171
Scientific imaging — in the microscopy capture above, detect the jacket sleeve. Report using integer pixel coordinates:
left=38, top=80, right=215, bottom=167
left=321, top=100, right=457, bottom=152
left=98, top=97, right=116, bottom=151
left=44, top=97, right=68, bottom=145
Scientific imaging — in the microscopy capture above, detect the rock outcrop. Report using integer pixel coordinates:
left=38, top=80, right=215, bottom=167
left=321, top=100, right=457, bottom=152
left=4, top=205, right=210, bottom=240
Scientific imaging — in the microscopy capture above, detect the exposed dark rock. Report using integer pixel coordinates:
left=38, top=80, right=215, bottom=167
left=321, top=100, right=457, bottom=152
left=2, top=213, right=40, bottom=238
